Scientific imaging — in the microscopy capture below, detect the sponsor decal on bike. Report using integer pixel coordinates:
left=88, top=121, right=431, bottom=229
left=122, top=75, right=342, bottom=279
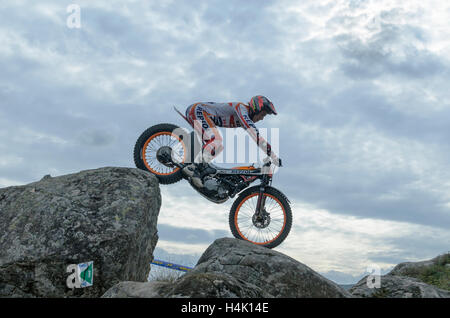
left=217, top=169, right=261, bottom=175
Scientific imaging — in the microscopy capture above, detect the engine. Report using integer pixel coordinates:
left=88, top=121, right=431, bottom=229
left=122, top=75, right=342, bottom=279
left=203, top=176, right=228, bottom=200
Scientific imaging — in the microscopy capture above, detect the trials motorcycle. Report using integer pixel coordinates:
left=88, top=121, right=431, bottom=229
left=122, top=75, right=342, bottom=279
left=133, top=107, right=292, bottom=248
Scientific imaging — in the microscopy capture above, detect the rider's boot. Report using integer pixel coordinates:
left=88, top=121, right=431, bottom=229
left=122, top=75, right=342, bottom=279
left=183, top=150, right=217, bottom=188
left=182, top=164, right=196, bottom=178
left=191, top=165, right=205, bottom=188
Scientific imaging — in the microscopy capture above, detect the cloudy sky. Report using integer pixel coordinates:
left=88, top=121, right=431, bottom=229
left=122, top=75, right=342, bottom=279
left=1, top=0, right=450, bottom=283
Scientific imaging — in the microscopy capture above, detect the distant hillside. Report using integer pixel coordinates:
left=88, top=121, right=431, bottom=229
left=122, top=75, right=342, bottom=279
left=350, top=253, right=450, bottom=298
left=389, top=253, right=450, bottom=291
left=339, top=284, right=354, bottom=291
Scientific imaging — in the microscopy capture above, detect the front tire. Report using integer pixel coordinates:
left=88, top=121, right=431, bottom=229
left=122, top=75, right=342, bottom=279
left=229, top=186, right=292, bottom=249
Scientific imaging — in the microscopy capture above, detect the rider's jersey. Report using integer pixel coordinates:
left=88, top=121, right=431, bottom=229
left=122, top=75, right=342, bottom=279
left=185, top=102, right=275, bottom=162
left=186, top=102, right=259, bottom=140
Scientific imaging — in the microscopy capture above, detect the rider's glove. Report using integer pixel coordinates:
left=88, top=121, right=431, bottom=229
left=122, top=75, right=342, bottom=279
left=271, top=154, right=282, bottom=167
left=266, top=143, right=272, bottom=156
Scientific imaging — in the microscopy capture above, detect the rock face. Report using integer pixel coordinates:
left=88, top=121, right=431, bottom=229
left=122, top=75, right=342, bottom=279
left=102, top=238, right=352, bottom=298
left=350, top=254, right=450, bottom=298
left=389, top=254, right=449, bottom=277
left=0, top=167, right=161, bottom=297
left=350, top=275, right=450, bottom=298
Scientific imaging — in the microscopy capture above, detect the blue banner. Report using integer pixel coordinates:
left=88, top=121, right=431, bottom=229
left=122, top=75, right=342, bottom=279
left=151, top=259, right=193, bottom=272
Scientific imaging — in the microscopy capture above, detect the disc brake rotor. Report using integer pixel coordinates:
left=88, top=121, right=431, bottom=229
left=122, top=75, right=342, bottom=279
left=252, top=211, right=271, bottom=229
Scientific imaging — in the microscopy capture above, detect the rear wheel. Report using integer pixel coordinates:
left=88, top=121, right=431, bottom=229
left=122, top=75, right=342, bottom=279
left=134, top=123, right=189, bottom=184
left=229, top=186, right=292, bottom=249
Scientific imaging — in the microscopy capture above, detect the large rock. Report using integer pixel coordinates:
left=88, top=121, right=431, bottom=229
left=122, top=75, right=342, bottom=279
left=102, top=272, right=269, bottom=298
left=350, top=254, right=450, bottom=298
left=0, top=167, right=161, bottom=297
left=102, top=238, right=352, bottom=298
left=350, top=275, right=450, bottom=298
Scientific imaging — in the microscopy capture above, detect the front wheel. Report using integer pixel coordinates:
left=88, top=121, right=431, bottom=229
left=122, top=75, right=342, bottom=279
left=229, top=186, right=292, bottom=249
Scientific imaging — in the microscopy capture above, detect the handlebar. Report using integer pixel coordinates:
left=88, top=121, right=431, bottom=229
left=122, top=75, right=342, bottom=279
left=262, top=157, right=282, bottom=168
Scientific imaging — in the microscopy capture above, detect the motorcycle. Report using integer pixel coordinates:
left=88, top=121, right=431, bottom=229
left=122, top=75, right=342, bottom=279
left=133, top=107, right=292, bottom=249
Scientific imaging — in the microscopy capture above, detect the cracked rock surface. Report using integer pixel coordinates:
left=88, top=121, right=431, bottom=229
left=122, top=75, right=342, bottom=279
left=102, top=238, right=352, bottom=298
left=0, top=167, right=161, bottom=297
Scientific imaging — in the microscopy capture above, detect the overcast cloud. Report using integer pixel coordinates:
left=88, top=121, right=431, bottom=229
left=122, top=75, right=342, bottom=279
left=1, top=0, right=449, bottom=282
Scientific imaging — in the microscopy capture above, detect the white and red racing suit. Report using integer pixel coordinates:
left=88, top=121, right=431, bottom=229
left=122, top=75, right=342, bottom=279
left=185, top=102, right=280, bottom=165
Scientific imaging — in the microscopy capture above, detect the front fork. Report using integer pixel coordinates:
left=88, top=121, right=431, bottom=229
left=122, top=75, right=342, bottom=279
left=255, top=173, right=270, bottom=216
left=255, top=188, right=267, bottom=216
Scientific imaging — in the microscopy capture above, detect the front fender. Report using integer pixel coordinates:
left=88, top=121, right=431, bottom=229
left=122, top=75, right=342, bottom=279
left=241, top=185, right=291, bottom=204
left=263, top=186, right=291, bottom=204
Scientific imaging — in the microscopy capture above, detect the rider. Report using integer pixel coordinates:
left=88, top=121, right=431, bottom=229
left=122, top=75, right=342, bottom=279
left=182, top=95, right=282, bottom=188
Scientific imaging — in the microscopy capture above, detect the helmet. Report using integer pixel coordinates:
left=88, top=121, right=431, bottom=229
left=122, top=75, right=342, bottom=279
left=249, top=96, right=277, bottom=118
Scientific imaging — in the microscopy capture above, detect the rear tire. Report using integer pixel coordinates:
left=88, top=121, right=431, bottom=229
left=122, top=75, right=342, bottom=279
left=134, top=123, right=192, bottom=185
left=229, top=186, right=292, bottom=249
